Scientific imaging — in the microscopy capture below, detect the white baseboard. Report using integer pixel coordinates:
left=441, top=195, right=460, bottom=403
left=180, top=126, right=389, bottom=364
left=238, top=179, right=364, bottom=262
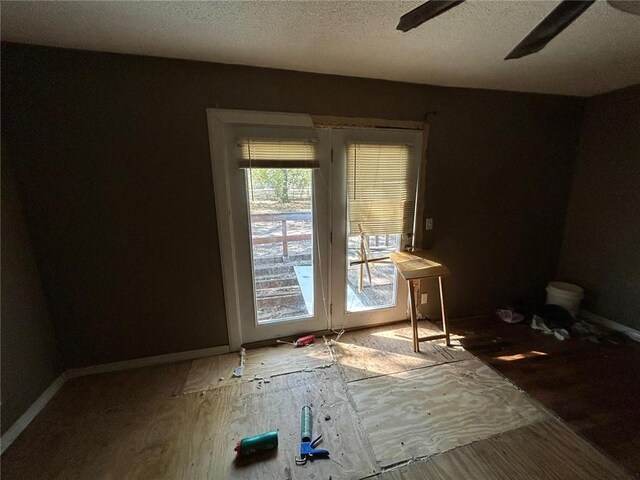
left=1, top=374, right=66, bottom=454
left=64, top=344, right=230, bottom=379
left=1, top=344, right=230, bottom=454
left=580, top=310, right=640, bottom=343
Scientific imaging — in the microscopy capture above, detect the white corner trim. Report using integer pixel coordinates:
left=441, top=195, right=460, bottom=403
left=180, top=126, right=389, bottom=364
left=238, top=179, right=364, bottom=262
left=1, top=374, right=66, bottom=454
left=1, top=344, right=230, bottom=452
left=64, top=345, right=230, bottom=379
left=207, top=111, right=242, bottom=352
left=580, top=310, right=640, bottom=343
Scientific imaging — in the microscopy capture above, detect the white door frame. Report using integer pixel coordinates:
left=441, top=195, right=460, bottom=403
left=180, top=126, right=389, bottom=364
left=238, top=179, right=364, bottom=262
left=208, top=110, right=425, bottom=350
left=207, top=109, right=318, bottom=351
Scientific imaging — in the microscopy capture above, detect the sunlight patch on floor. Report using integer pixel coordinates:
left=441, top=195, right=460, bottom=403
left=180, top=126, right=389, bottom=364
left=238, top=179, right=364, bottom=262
left=493, top=350, right=548, bottom=362
left=333, top=342, right=435, bottom=376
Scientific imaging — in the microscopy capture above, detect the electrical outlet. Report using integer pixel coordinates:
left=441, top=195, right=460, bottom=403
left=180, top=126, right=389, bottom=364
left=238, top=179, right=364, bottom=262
left=425, top=218, right=433, bottom=231
left=421, top=293, right=428, bottom=304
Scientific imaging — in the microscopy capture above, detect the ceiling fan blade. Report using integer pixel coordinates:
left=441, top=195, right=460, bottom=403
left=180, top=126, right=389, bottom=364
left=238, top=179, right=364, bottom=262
left=608, top=0, right=640, bottom=16
left=505, top=0, right=595, bottom=60
left=397, top=0, right=465, bottom=33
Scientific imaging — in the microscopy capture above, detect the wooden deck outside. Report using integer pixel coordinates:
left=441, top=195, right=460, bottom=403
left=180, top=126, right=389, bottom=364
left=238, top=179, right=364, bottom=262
left=251, top=212, right=398, bottom=321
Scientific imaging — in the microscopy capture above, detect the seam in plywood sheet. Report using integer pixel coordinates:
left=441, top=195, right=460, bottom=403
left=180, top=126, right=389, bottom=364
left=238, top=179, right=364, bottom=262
left=334, top=347, right=385, bottom=477
left=179, top=362, right=339, bottom=396
left=433, top=341, right=461, bottom=361
left=331, top=323, right=473, bottom=383
left=267, top=362, right=335, bottom=376
left=343, top=357, right=467, bottom=385
left=373, top=425, right=526, bottom=474
left=230, top=368, right=379, bottom=478
left=348, top=358, right=547, bottom=468
left=180, top=340, right=338, bottom=395
left=369, top=418, right=634, bottom=479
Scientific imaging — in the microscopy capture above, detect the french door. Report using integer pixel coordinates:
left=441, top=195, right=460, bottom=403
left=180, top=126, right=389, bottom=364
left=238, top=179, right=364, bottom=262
left=208, top=110, right=422, bottom=346
left=222, top=124, right=331, bottom=344
left=329, top=128, right=422, bottom=329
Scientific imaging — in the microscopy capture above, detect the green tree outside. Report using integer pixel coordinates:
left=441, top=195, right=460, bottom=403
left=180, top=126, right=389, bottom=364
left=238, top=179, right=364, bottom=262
left=249, top=168, right=311, bottom=203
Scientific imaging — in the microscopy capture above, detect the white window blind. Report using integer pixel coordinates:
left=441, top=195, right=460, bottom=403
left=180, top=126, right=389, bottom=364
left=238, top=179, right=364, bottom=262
left=237, top=138, right=319, bottom=169
left=347, top=143, right=416, bottom=235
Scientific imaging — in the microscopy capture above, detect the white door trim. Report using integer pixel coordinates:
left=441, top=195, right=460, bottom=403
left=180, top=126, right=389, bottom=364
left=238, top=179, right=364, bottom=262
left=0, top=375, right=66, bottom=454
left=206, top=109, right=315, bottom=351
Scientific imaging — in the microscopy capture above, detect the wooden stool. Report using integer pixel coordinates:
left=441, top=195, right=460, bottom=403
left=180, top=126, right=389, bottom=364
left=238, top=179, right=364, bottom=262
left=389, top=250, right=451, bottom=353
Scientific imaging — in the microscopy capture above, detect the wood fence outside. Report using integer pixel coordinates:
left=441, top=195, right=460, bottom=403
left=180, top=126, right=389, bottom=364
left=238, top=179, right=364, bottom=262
left=251, top=212, right=312, bottom=256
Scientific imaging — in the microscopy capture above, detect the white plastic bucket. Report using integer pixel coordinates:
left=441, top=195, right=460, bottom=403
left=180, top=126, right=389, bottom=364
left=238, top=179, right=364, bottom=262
left=546, top=281, right=584, bottom=318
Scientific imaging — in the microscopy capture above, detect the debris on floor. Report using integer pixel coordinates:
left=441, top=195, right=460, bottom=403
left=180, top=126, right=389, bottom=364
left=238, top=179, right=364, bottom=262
left=276, top=334, right=315, bottom=347
left=496, top=307, right=525, bottom=324
left=572, top=319, right=629, bottom=344
left=324, top=335, right=337, bottom=363
left=233, top=347, right=246, bottom=377
left=530, top=304, right=575, bottom=341
left=537, top=304, right=575, bottom=330
left=532, top=314, right=570, bottom=341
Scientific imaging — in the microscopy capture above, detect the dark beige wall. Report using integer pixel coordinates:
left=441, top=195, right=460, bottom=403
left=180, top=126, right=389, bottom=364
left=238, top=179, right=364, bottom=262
left=558, top=85, right=640, bottom=329
left=1, top=155, right=62, bottom=434
left=2, top=43, right=584, bottom=367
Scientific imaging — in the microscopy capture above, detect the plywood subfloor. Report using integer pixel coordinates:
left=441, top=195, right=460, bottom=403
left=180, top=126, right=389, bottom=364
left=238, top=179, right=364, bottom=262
left=2, top=322, right=633, bottom=480
left=333, top=323, right=472, bottom=382
left=243, top=341, right=335, bottom=377
left=182, top=351, right=243, bottom=393
left=2, top=367, right=378, bottom=480
left=182, top=340, right=335, bottom=394
left=348, top=357, right=546, bottom=467
left=182, top=368, right=378, bottom=479
left=377, top=418, right=632, bottom=480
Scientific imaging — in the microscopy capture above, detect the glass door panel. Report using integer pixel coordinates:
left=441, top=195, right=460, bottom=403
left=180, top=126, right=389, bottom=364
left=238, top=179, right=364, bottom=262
left=223, top=124, right=330, bottom=345
left=246, top=168, right=315, bottom=324
left=346, top=234, right=400, bottom=312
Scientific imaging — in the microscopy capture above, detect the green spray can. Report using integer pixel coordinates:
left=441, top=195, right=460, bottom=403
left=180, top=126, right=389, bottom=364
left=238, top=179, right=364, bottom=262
left=234, top=430, right=278, bottom=457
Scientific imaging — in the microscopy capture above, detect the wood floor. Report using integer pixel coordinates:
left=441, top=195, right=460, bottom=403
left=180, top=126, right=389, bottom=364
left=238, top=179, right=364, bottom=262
left=1, top=321, right=635, bottom=479
left=450, top=315, right=640, bottom=477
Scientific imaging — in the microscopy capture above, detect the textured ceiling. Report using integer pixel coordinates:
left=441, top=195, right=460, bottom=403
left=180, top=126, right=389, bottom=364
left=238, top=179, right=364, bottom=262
left=2, top=0, right=639, bottom=96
